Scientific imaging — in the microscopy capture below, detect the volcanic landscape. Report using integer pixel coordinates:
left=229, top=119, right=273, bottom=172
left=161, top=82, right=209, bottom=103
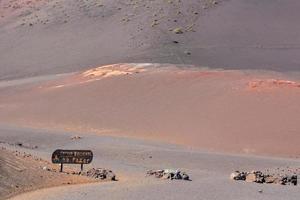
left=1, top=0, right=300, bottom=200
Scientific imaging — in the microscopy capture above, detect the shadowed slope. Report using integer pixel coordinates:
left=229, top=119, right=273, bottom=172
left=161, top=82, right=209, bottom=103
left=1, top=0, right=300, bottom=80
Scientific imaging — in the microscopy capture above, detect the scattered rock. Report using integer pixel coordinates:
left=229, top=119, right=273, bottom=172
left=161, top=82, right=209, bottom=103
left=86, top=168, right=116, bottom=181
left=147, top=169, right=190, bottom=181
left=71, top=135, right=82, bottom=140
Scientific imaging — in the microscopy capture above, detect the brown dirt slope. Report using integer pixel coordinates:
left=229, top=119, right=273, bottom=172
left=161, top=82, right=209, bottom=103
left=0, top=148, right=95, bottom=200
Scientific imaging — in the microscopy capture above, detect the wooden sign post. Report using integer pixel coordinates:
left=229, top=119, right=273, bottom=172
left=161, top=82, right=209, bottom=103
left=51, top=149, right=93, bottom=172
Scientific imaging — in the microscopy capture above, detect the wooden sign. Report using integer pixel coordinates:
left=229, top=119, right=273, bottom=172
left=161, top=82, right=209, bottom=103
left=52, top=149, right=93, bottom=172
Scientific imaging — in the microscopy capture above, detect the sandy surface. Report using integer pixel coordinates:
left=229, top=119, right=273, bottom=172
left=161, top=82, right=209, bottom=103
left=0, top=147, right=96, bottom=200
left=0, top=63, right=299, bottom=157
left=0, top=125, right=299, bottom=200
left=1, top=0, right=300, bottom=80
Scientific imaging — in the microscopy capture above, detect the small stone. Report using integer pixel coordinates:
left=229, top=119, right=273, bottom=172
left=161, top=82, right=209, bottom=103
left=173, top=28, right=183, bottom=34
left=184, top=50, right=191, bottom=55
left=182, top=173, right=190, bottom=180
left=71, top=135, right=82, bottom=140
left=17, top=142, right=23, bottom=146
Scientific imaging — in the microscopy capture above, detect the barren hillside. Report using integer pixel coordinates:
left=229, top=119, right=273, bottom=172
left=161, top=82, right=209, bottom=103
left=1, top=0, right=300, bottom=80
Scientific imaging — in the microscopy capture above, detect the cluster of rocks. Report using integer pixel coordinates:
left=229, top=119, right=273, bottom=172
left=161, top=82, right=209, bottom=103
left=85, top=168, right=116, bottom=181
left=147, top=169, right=190, bottom=181
left=230, top=170, right=297, bottom=186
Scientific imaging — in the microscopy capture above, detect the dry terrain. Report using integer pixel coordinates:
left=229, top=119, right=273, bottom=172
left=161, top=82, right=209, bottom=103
left=1, top=0, right=300, bottom=199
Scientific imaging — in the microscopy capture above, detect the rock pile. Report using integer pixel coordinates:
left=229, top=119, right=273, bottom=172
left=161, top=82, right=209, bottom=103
left=86, top=168, right=116, bottom=181
left=147, top=169, right=190, bottom=181
left=230, top=170, right=297, bottom=186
